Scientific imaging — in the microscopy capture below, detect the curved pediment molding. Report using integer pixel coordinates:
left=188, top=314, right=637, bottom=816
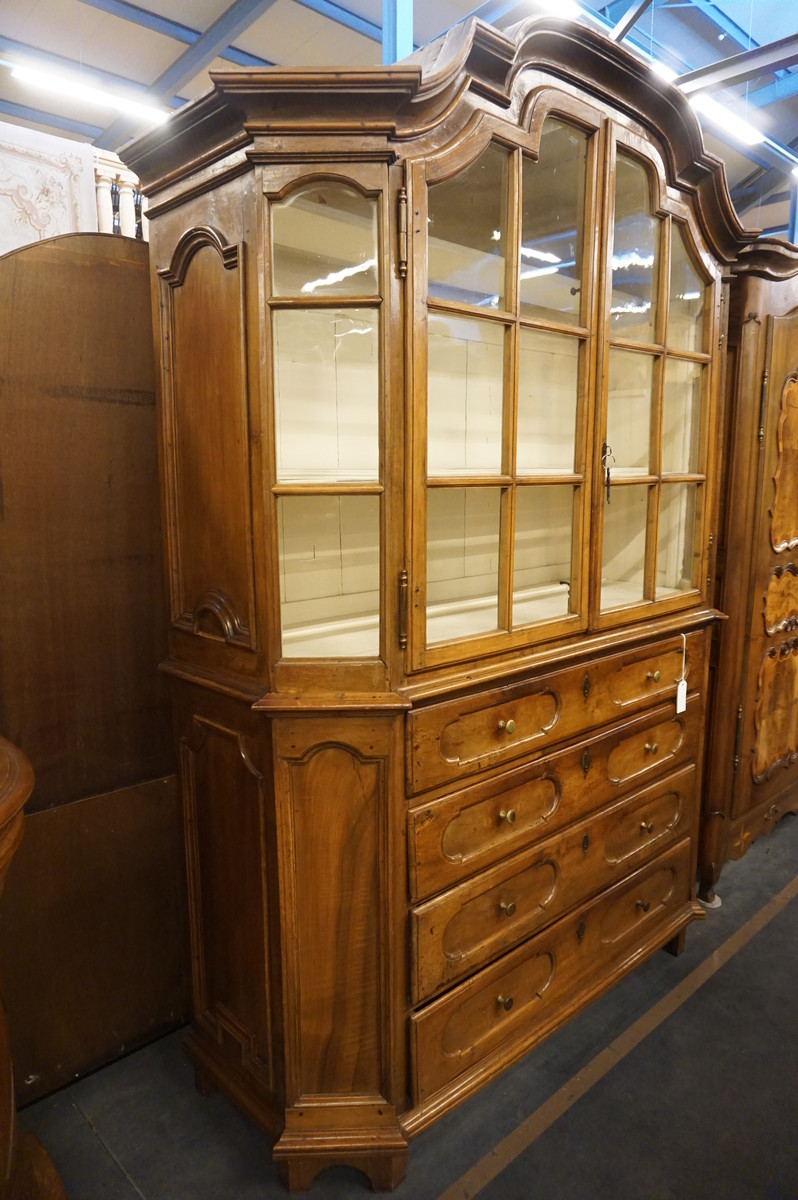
left=158, top=225, right=239, bottom=286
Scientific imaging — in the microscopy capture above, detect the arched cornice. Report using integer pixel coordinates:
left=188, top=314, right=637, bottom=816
left=122, top=14, right=758, bottom=263
left=733, top=236, right=798, bottom=281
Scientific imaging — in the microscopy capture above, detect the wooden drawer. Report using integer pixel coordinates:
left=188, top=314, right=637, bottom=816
left=408, top=694, right=701, bottom=900
left=407, top=631, right=705, bottom=793
left=410, top=839, right=694, bottom=1104
left=410, top=763, right=695, bottom=1002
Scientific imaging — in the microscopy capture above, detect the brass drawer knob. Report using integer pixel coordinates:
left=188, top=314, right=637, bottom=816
left=644, top=741, right=659, bottom=755
left=640, top=820, right=655, bottom=834
left=636, top=899, right=651, bottom=913
left=499, top=900, right=516, bottom=917
left=497, top=994, right=514, bottom=1012
left=497, top=718, right=516, bottom=735
left=499, top=808, right=517, bottom=825
left=646, top=670, right=661, bottom=682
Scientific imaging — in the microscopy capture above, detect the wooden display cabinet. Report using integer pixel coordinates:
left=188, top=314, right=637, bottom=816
left=701, top=237, right=798, bottom=899
left=123, top=16, right=754, bottom=1190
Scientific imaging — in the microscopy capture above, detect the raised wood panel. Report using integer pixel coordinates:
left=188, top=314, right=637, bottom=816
left=763, top=564, right=798, bottom=635
left=181, top=716, right=274, bottom=1090
left=159, top=228, right=256, bottom=649
left=279, top=736, right=387, bottom=1099
left=770, top=374, right=798, bottom=553
left=752, top=640, right=798, bottom=782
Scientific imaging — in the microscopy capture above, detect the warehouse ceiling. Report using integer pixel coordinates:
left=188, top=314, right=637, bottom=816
left=1, top=0, right=797, bottom=239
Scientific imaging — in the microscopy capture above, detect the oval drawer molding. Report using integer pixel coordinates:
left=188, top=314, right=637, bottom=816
left=411, top=839, right=695, bottom=1105
left=440, top=950, right=556, bottom=1059
left=440, top=859, right=559, bottom=961
left=437, top=689, right=560, bottom=768
left=599, top=862, right=678, bottom=946
left=606, top=714, right=686, bottom=785
left=407, top=700, right=699, bottom=902
left=439, top=773, right=560, bottom=864
left=410, top=764, right=695, bottom=1001
left=408, top=632, right=705, bottom=793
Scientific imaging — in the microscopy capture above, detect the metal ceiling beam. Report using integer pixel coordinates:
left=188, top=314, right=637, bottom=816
left=678, top=33, right=798, bottom=95
left=79, top=0, right=274, bottom=67
left=295, top=0, right=382, bottom=42
left=382, top=0, right=413, bottom=63
left=95, top=0, right=280, bottom=149
left=672, top=0, right=755, bottom=54
left=746, top=72, right=798, bottom=108
left=609, top=0, right=654, bottom=43
left=0, top=33, right=183, bottom=104
left=0, top=96, right=103, bottom=139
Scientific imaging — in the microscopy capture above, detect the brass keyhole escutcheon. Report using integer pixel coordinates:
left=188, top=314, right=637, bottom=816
left=581, top=833, right=590, bottom=854
left=644, top=741, right=659, bottom=755
left=581, top=748, right=591, bottom=777
left=577, top=918, right=586, bottom=942
left=640, top=820, right=655, bottom=834
left=498, top=718, right=516, bottom=735
left=582, top=673, right=591, bottom=700
left=646, top=670, right=661, bottom=683
left=499, top=808, right=517, bottom=825
left=636, top=899, right=651, bottom=913
left=497, top=994, right=514, bottom=1012
left=500, top=900, right=516, bottom=917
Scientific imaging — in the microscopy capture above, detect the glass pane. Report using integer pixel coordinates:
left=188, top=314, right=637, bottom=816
left=606, top=349, right=653, bottom=475
left=669, top=224, right=705, bottom=353
left=273, top=308, right=378, bottom=482
left=427, top=488, right=501, bottom=643
left=601, top=484, right=649, bottom=609
left=427, top=313, right=504, bottom=476
left=657, top=483, right=698, bottom=597
left=611, top=154, right=659, bottom=343
left=520, top=119, right=588, bottom=325
left=517, top=330, right=579, bottom=474
left=513, top=485, right=574, bottom=625
left=271, top=182, right=377, bottom=297
left=663, top=359, right=703, bottom=474
left=278, top=495, right=379, bottom=657
left=428, top=143, right=509, bottom=310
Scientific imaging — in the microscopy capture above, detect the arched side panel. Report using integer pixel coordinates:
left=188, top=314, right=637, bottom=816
left=158, top=227, right=256, bottom=650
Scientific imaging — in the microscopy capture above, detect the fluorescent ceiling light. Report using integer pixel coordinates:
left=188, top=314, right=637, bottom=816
left=688, top=93, right=764, bottom=147
left=536, top=0, right=582, bottom=17
left=11, top=62, right=168, bottom=126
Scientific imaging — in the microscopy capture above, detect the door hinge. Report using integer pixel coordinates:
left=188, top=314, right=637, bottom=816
left=397, top=187, right=408, bottom=279
left=759, top=366, right=769, bottom=446
left=398, top=568, right=409, bottom=649
left=733, top=703, right=744, bottom=774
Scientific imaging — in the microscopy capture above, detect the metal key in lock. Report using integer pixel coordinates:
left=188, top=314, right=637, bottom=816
left=601, top=442, right=615, bottom=505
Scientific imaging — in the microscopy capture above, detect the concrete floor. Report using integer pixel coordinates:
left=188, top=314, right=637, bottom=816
left=20, top=813, right=798, bottom=1200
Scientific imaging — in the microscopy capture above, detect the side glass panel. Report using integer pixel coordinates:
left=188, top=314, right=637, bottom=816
left=271, top=182, right=378, bottom=297
left=606, top=349, right=653, bottom=475
left=517, top=330, right=579, bottom=474
left=662, top=359, right=703, bottom=474
left=273, top=308, right=379, bottom=482
left=611, top=154, right=659, bottom=343
left=513, top=485, right=574, bottom=625
left=427, top=488, right=502, bottom=643
left=668, top=224, right=705, bottom=353
left=278, top=495, right=380, bottom=657
left=601, top=484, right=649, bottom=608
left=657, top=483, right=698, bottom=596
left=427, top=143, right=509, bottom=309
left=427, top=313, right=505, bottom=476
left=520, top=119, right=588, bottom=325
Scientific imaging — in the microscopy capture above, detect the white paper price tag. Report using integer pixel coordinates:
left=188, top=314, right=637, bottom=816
left=676, top=677, right=687, bottom=714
